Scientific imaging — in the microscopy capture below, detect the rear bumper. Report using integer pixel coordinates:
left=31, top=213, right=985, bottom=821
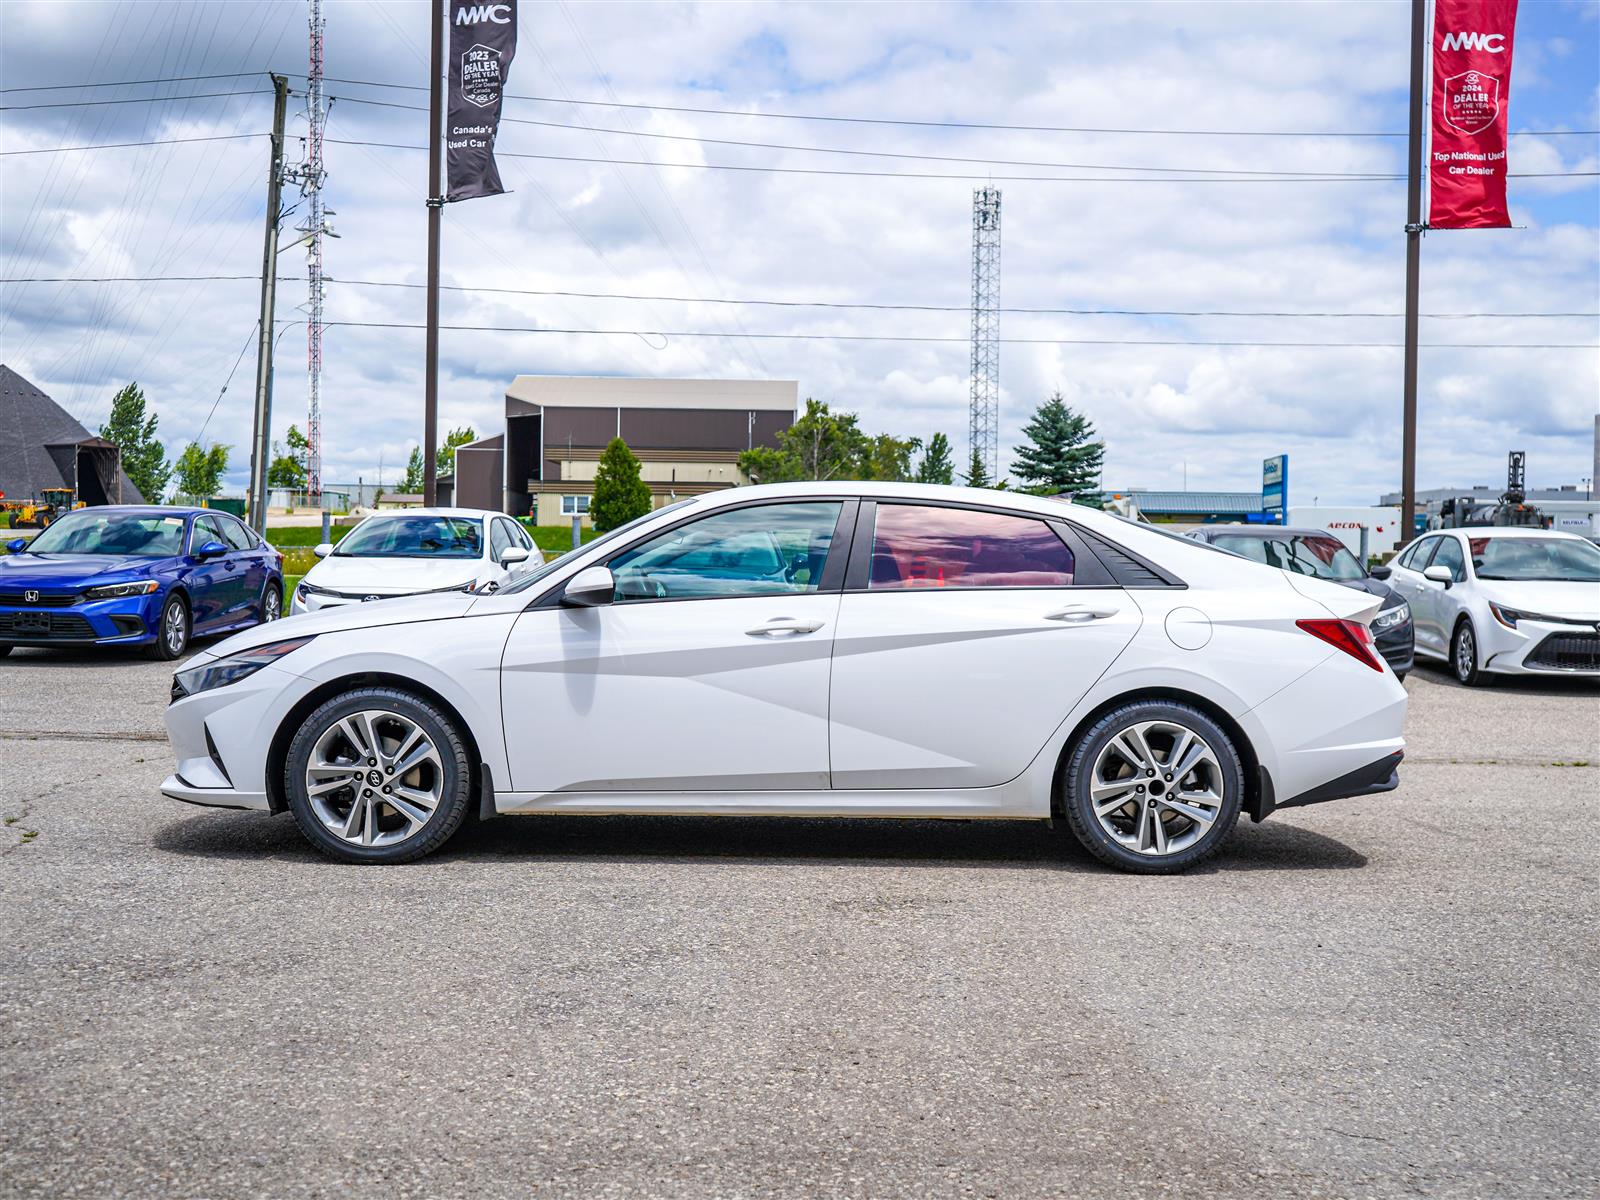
left=1274, top=750, right=1403, bottom=813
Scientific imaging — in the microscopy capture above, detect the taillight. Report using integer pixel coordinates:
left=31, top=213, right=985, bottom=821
left=1296, top=618, right=1385, bottom=672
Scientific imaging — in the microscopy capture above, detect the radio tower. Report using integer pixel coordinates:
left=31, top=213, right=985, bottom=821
left=285, top=0, right=328, bottom=506
left=969, top=187, right=1001, bottom=483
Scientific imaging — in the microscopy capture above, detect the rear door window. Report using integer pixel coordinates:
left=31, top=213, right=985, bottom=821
left=218, top=515, right=256, bottom=551
left=866, top=504, right=1076, bottom=589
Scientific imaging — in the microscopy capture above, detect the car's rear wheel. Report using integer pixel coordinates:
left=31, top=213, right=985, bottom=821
left=260, top=583, right=281, bottom=624
left=145, top=595, right=189, bottom=660
left=284, top=687, right=473, bottom=864
left=1452, top=619, right=1490, bottom=686
left=1061, top=701, right=1243, bottom=874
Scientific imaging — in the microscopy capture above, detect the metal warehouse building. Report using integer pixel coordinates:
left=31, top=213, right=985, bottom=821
left=447, top=376, right=798, bottom=524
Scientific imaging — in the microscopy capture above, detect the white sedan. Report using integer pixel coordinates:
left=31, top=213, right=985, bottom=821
left=163, top=483, right=1407, bottom=873
left=1385, top=527, right=1600, bottom=684
left=289, top=508, right=542, bottom=614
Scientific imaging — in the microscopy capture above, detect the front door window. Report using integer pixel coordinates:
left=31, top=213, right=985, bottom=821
left=608, top=502, right=844, bottom=601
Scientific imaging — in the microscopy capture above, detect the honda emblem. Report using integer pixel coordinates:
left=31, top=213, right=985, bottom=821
left=23, top=590, right=39, bottom=604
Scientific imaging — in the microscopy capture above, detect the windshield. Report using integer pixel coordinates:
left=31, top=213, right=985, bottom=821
left=336, top=515, right=483, bottom=559
left=1212, top=533, right=1366, bottom=581
left=495, top=500, right=696, bottom=595
left=23, top=510, right=187, bottom=557
left=1469, top=536, right=1600, bottom=582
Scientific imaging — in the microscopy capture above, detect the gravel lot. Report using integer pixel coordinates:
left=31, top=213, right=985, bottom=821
left=2, top=643, right=1596, bottom=1199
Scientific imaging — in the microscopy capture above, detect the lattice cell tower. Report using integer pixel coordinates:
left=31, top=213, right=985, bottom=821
left=284, top=0, right=329, bottom=505
left=968, top=187, right=1001, bottom=483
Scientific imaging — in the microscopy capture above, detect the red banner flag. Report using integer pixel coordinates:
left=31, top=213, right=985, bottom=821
left=1428, top=0, right=1518, bottom=229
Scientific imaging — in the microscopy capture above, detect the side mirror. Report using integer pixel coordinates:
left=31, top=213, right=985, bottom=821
left=6, top=538, right=26, bottom=554
left=561, top=565, right=615, bottom=607
left=313, top=542, right=334, bottom=559
left=1369, top=564, right=1392, bottom=580
left=1423, top=564, right=1453, bottom=587
left=193, top=540, right=228, bottom=560
left=500, top=545, right=530, bottom=566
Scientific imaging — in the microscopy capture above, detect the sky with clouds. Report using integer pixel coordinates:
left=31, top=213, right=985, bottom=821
left=2, top=0, right=1596, bottom=504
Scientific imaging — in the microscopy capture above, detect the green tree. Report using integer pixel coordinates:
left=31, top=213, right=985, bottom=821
left=964, top=448, right=992, bottom=488
left=400, top=446, right=426, bottom=493
left=436, top=425, right=477, bottom=476
left=916, top=432, right=955, bottom=484
left=173, top=442, right=229, bottom=500
left=863, top=434, right=921, bottom=482
left=775, top=398, right=870, bottom=481
left=1011, top=391, right=1105, bottom=496
left=590, top=437, right=652, bottom=532
left=98, top=382, right=170, bottom=502
left=267, top=440, right=307, bottom=490
left=738, top=445, right=805, bottom=485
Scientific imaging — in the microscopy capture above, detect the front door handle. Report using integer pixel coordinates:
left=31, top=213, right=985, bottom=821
left=746, top=617, right=826, bottom=637
left=1044, top=605, right=1119, bottom=623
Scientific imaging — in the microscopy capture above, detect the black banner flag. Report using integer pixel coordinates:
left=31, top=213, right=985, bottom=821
left=446, top=1, right=517, bottom=202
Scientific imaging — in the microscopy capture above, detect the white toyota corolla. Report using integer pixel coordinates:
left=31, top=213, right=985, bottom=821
left=162, top=483, right=1407, bottom=873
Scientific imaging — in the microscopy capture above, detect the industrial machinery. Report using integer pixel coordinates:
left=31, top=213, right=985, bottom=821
left=1436, top=452, right=1551, bottom=530
left=0, top=487, right=80, bottom=529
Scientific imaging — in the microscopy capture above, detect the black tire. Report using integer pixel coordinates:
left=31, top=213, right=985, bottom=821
left=0, top=644, right=11, bottom=657
left=1452, top=619, right=1491, bottom=687
left=1394, top=671, right=1408, bottom=683
left=283, top=687, right=473, bottom=864
left=145, top=594, right=190, bottom=660
left=259, top=581, right=282, bottom=624
left=1060, top=700, right=1244, bottom=875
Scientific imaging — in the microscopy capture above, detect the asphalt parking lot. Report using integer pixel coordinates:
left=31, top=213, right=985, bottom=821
left=1, top=645, right=1596, bottom=1199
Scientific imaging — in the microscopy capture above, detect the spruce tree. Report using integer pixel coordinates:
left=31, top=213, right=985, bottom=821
left=964, top=448, right=991, bottom=488
left=916, top=432, right=955, bottom=484
left=590, top=437, right=652, bottom=532
left=1011, top=391, right=1105, bottom=496
left=99, top=382, right=170, bottom=502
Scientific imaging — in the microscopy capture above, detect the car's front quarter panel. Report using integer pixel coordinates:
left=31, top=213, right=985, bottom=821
left=165, top=610, right=520, bottom=812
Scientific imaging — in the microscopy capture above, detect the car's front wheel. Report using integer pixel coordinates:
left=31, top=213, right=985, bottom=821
left=1061, top=701, right=1243, bottom=874
left=146, top=595, right=190, bottom=660
left=284, top=687, right=473, bottom=864
left=1452, top=619, right=1490, bottom=686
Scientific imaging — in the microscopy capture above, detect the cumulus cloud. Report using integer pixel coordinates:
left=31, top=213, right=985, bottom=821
left=1, top=0, right=1595, bottom=504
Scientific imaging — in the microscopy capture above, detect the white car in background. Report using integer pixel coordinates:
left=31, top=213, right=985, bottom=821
left=1385, top=527, right=1600, bottom=684
left=165, top=483, right=1407, bottom=874
left=290, top=508, right=542, bottom=615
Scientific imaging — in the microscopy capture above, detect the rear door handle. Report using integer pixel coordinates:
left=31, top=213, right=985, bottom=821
left=746, top=617, right=826, bottom=637
left=1044, top=605, right=1119, bottom=623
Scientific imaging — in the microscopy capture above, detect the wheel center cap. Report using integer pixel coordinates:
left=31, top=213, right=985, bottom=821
left=366, top=770, right=382, bottom=786
left=1149, top=779, right=1165, bottom=795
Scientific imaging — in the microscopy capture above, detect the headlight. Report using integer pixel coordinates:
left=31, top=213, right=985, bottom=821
left=171, top=636, right=316, bottom=699
left=84, top=580, right=160, bottom=600
left=1489, top=602, right=1569, bottom=629
left=296, top=580, right=332, bottom=599
left=1372, top=602, right=1411, bottom=630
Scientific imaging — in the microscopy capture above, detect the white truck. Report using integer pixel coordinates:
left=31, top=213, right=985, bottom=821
left=1287, top=507, right=1403, bottom=562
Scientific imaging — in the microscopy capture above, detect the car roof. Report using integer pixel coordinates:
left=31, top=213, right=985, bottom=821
left=1435, top=527, right=1584, bottom=540
left=356, top=507, right=500, bottom=520
left=1197, top=526, right=1337, bottom=539
left=62, top=504, right=206, bottom=517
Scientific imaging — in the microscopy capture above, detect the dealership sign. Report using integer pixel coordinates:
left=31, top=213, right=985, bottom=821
left=1429, top=0, right=1518, bottom=229
left=1262, top=455, right=1288, bottom=519
left=447, top=1, right=518, bottom=202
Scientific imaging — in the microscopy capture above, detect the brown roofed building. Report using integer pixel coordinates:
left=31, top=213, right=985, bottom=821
left=452, top=376, right=798, bottom=524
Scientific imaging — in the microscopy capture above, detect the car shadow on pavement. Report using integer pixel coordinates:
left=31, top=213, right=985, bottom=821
left=152, top=809, right=1366, bottom=873
left=1409, top=661, right=1600, bottom=695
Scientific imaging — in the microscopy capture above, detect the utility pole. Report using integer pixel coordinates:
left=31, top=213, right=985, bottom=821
left=1400, top=0, right=1427, bottom=540
left=423, top=0, right=444, bottom=506
left=247, top=74, right=289, bottom=535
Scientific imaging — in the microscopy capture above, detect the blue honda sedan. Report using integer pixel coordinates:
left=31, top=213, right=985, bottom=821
left=0, top=506, right=283, bottom=660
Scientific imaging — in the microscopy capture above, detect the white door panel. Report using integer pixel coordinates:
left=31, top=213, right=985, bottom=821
left=501, top=594, right=839, bottom=792
left=828, top=589, right=1139, bottom=789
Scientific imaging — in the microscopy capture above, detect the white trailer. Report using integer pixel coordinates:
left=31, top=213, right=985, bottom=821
left=1287, top=507, right=1403, bottom=561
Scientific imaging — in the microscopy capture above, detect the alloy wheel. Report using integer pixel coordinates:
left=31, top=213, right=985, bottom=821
left=264, top=588, right=281, bottom=622
left=1454, top=624, right=1476, bottom=682
left=304, top=709, right=444, bottom=847
left=1088, top=719, right=1226, bottom=857
left=164, top=601, right=187, bottom=655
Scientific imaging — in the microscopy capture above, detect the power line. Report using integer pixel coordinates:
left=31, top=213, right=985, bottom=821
left=4, top=275, right=1594, bottom=320
left=1, top=88, right=268, bottom=111
left=327, top=92, right=1406, bottom=178
left=322, top=319, right=1597, bottom=349
left=317, top=74, right=1600, bottom=138
left=0, top=133, right=262, bottom=156
left=0, top=71, right=263, bottom=94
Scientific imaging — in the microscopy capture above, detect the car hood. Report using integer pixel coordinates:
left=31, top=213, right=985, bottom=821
left=301, top=554, right=482, bottom=594
left=197, top=592, right=480, bottom=662
left=0, top=553, right=164, bottom=587
left=1473, top=579, right=1600, bottom=621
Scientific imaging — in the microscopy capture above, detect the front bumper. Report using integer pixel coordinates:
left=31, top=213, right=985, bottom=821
left=1374, top=622, right=1415, bottom=675
left=290, top=584, right=473, bottom=615
left=1479, top=617, right=1600, bottom=676
left=160, top=658, right=303, bottom=811
left=0, top=592, right=161, bottom=645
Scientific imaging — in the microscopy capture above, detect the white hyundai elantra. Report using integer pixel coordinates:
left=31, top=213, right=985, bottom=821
left=162, top=483, right=1407, bottom=873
